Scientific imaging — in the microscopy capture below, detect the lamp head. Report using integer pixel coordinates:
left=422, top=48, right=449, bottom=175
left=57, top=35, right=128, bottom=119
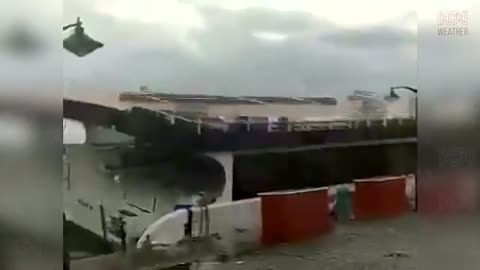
left=384, top=87, right=400, bottom=102
left=63, top=22, right=103, bottom=57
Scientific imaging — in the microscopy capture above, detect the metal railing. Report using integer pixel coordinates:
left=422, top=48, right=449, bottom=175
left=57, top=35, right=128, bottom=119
left=143, top=108, right=415, bottom=135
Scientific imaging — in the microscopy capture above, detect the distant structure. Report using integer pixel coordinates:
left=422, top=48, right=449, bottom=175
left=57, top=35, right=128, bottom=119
left=139, top=85, right=150, bottom=93
left=347, top=90, right=388, bottom=120
left=119, top=91, right=341, bottom=122
left=118, top=90, right=412, bottom=122
left=347, top=90, right=378, bottom=101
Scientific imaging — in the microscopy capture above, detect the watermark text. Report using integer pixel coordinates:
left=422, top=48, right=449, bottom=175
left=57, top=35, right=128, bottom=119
left=437, top=11, right=469, bottom=36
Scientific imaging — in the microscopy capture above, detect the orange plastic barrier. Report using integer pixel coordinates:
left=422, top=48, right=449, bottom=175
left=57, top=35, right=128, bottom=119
left=260, top=187, right=332, bottom=246
left=353, top=176, right=407, bottom=219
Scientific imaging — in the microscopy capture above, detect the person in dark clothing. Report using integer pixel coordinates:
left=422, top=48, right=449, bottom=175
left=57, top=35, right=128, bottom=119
left=63, top=248, right=70, bottom=270
left=184, top=207, right=193, bottom=238
left=119, top=220, right=127, bottom=252
left=63, top=213, right=70, bottom=270
left=143, top=234, right=153, bottom=251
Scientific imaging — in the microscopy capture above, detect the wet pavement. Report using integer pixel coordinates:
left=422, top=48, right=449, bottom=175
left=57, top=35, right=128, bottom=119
left=194, top=216, right=419, bottom=270
left=169, top=214, right=480, bottom=270
left=71, top=213, right=480, bottom=270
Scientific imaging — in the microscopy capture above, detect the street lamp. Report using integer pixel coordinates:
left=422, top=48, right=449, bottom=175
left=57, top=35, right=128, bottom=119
left=385, top=86, right=418, bottom=211
left=385, top=86, right=418, bottom=120
left=63, top=17, right=103, bottom=57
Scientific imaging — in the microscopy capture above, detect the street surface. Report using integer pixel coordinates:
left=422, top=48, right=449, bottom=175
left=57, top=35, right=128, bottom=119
left=206, top=214, right=480, bottom=270
left=71, top=213, right=480, bottom=270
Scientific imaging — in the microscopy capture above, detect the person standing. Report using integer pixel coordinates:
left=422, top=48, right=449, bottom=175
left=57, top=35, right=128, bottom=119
left=184, top=207, right=193, bottom=238
left=63, top=248, right=70, bottom=270
left=335, top=185, right=353, bottom=222
left=63, top=213, right=70, bottom=270
left=119, top=218, right=127, bottom=252
left=144, top=234, right=153, bottom=251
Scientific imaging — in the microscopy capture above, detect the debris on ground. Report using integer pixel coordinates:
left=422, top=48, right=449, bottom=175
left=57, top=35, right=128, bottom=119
left=344, top=233, right=361, bottom=241
left=235, top=228, right=248, bottom=233
left=212, top=233, right=223, bottom=240
left=384, top=250, right=411, bottom=258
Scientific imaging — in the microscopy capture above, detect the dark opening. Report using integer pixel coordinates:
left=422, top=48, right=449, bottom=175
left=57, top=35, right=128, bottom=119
left=233, top=143, right=416, bottom=200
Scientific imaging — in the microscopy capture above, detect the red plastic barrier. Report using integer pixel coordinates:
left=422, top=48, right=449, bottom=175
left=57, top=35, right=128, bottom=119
left=418, top=171, right=479, bottom=217
left=260, top=187, right=332, bottom=246
left=353, top=176, right=407, bottom=220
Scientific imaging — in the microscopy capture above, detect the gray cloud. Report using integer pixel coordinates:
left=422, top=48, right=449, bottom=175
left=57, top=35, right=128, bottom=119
left=319, top=26, right=416, bottom=48
left=61, top=3, right=417, bottom=99
left=418, top=20, right=480, bottom=95
left=195, top=6, right=324, bottom=34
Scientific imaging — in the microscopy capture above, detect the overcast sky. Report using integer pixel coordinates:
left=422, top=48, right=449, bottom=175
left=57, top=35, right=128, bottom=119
left=0, top=0, right=478, bottom=103
left=60, top=0, right=421, bottom=100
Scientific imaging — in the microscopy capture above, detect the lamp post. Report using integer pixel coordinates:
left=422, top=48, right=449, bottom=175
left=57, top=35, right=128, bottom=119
left=385, top=86, right=418, bottom=119
left=385, top=86, right=418, bottom=211
left=63, top=17, right=103, bottom=57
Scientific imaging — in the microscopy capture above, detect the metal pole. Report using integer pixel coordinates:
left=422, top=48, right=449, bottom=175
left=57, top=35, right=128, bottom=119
left=99, top=204, right=107, bottom=241
left=63, top=17, right=82, bottom=31
left=388, top=86, right=419, bottom=212
left=152, top=197, right=157, bottom=213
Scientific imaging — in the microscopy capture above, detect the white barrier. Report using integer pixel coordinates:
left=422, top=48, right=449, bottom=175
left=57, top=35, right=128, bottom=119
left=193, top=198, right=262, bottom=253
left=405, top=174, right=416, bottom=209
left=137, top=198, right=261, bottom=251
left=136, top=209, right=189, bottom=248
